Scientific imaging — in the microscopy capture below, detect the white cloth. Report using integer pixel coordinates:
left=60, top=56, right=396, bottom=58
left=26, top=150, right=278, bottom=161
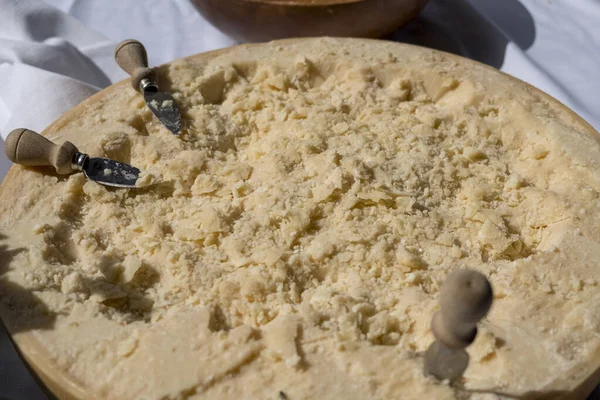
left=0, top=0, right=599, bottom=398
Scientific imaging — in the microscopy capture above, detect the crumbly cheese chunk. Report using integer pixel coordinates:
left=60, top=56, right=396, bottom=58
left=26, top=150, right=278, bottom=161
left=1, top=38, right=600, bottom=400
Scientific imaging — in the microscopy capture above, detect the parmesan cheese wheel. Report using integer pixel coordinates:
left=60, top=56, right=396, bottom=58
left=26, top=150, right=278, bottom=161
left=1, top=38, right=600, bottom=400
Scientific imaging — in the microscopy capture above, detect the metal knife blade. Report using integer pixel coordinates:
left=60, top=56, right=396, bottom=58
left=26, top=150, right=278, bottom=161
left=144, top=87, right=181, bottom=135
left=82, top=157, right=140, bottom=188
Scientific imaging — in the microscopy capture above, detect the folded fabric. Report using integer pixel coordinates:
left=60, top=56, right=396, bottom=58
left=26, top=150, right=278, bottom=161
left=2, top=59, right=101, bottom=135
left=0, top=1, right=115, bottom=140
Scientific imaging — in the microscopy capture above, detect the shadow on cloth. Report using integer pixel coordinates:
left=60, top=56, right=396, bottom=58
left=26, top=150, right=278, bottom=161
left=22, top=12, right=111, bottom=88
left=388, top=0, right=536, bottom=69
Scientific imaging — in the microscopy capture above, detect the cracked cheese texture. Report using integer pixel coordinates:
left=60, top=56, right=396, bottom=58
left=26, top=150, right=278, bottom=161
left=1, top=38, right=600, bottom=400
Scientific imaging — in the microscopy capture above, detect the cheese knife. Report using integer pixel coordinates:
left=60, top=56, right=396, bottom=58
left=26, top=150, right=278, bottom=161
left=114, top=39, right=181, bottom=135
left=4, top=128, right=140, bottom=188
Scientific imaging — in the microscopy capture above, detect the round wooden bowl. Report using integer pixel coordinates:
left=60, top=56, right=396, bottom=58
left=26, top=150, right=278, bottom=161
left=189, top=0, right=431, bottom=42
left=2, top=38, right=600, bottom=400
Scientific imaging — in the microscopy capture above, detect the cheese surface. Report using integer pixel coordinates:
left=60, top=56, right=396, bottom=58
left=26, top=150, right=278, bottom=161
left=1, top=38, right=600, bottom=399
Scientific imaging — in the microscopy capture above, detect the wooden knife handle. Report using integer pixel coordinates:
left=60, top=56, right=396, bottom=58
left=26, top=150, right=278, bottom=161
left=4, top=128, right=78, bottom=175
left=432, top=269, right=493, bottom=348
left=114, top=39, right=158, bottom=92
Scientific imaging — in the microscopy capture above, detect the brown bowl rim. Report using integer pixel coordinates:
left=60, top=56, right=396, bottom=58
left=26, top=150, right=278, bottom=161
left=242, top=0, right=363, bottom=6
